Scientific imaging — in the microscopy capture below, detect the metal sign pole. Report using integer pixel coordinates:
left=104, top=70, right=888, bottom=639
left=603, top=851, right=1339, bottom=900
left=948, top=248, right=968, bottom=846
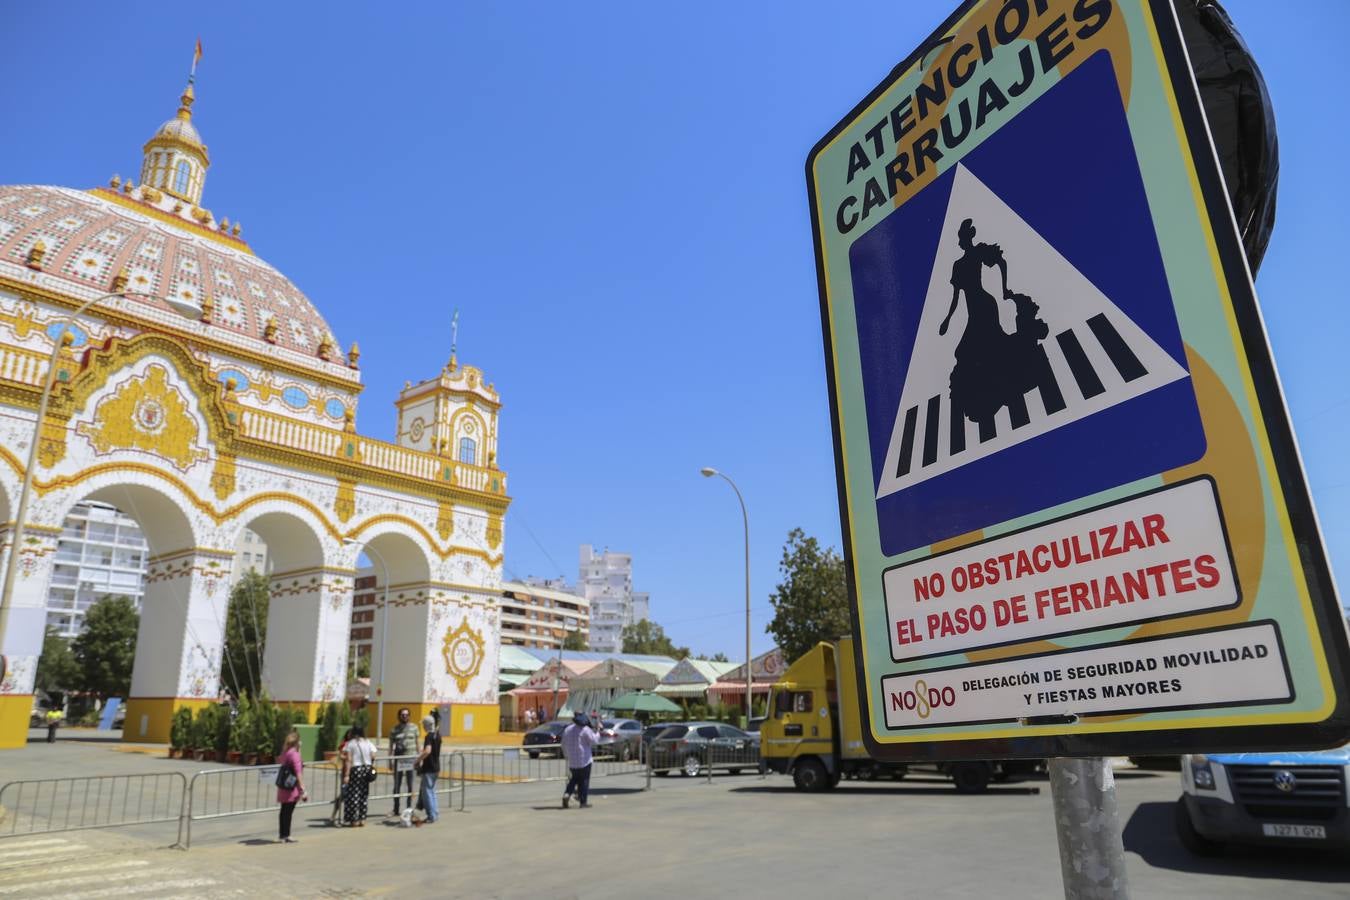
left=1048, top=757, right=1129, bottom=900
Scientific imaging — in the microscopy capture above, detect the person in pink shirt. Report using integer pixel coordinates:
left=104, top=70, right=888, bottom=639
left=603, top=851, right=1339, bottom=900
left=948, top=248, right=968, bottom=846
left=276, top=730, right=309, bottom=843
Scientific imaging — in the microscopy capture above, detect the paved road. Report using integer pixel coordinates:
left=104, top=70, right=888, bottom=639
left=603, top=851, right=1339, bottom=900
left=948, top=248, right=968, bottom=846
left=2, top=737, right=1346, bottom=897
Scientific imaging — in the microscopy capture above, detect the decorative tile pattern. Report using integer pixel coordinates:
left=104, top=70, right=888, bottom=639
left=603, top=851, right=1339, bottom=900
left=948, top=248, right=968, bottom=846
left=0, top=185, right=340, bottom=361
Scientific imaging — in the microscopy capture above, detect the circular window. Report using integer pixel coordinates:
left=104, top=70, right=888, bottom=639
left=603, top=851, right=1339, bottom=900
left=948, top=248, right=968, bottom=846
left=324, top=397, right=346, bottom=419
left=281, top=386, right=310, bottom=409
left=218, top=368, right=251, bottom=393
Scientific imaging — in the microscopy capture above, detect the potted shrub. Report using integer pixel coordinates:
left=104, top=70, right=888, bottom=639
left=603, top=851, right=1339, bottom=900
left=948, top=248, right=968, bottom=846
left=169, top=707, right=192, bottom=758
left=234, top=697, right=257, bottom=765
left=191, top=705, right=215, bottom=762
left=254, top=696, right=278, bottom=764
left=273, top=706, right=295, bottom=759
left=226, top=697, right=247, bottom=764
left=214, top=702, right=232, bottom=763
left=318, top=701, right=340, bottom=761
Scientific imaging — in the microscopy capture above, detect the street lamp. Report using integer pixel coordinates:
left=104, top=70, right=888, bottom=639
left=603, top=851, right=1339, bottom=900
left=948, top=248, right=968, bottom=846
left=0, top=290, right=202, bottom=644
left=700, top=467, right=752, bottom=726
left=344, top=538, right=390, bottom=740
left=551, top=622, right=571, bottom=724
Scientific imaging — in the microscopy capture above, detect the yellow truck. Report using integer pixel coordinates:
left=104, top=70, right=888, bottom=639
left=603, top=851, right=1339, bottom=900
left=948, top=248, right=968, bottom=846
left=760, top=637, right=1041, bottom=792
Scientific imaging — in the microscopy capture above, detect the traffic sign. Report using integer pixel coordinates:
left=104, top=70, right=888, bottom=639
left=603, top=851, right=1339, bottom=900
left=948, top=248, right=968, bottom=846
left=808, top=0, right=1350, bottom=760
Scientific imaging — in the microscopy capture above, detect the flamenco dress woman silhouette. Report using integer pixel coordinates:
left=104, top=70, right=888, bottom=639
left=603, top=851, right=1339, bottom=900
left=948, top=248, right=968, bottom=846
left=938, top=218, right=1062, bottom=444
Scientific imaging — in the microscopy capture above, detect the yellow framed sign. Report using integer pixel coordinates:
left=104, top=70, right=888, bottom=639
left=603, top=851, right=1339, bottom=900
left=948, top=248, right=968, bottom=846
left=807, top=0, right=1350, bottom=760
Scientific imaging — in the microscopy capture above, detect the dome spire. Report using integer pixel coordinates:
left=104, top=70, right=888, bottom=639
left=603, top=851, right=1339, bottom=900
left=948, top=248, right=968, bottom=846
left=140, top=39, right=209, bottom=206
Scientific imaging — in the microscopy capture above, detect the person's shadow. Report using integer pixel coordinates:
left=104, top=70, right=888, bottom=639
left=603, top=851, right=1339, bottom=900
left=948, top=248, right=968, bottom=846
left=1122, top=801, right=1349, bottom=881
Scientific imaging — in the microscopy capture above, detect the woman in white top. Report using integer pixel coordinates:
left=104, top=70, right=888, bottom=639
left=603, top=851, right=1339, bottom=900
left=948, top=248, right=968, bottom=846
left=341, top=724, right=378, bottom=826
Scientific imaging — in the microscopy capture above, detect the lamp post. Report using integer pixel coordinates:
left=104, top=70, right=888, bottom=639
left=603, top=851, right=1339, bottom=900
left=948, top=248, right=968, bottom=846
left=700, top=467, right=751, bottom=726
left=0, top=290, right=201, bottom=647
left=345, top=538, right=390, bottom=740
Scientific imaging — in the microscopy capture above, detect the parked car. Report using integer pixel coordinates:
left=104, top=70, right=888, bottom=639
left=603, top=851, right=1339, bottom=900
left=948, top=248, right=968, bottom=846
left=522, top=720, right=570, bottom=758
left=648, top=722, right=760, bottom=777
left=596, top=718, right=643, bottom=761
left=1176, top=745, right=1350, bottom=853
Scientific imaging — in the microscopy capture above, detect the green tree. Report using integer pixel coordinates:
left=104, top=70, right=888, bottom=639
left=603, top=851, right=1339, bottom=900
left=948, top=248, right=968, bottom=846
left=695, top=652, right=730, bottom=662
left=562, top=630, right=588, bottom=651
left=70, top=596, right=139, bottom=699
left=621, top=619, right=690, bottom=659
left=222, top=571, right=270, bottom=699
left=766, top=528, right=851, bottom=664
left=35, top=627, right=79, bottom=697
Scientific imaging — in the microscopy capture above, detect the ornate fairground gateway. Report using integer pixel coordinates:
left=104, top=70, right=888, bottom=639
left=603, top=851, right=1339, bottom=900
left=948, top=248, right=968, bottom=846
left=0, top=68, right=508, bottom=748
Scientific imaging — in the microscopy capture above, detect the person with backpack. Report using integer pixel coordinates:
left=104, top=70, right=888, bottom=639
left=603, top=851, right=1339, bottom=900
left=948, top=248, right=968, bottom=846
left=276, top=730, right=308, bottom=843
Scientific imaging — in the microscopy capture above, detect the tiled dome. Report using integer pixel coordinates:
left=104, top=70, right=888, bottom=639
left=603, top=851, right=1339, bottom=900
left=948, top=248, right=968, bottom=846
left=0, top=184, right=342, bottom=365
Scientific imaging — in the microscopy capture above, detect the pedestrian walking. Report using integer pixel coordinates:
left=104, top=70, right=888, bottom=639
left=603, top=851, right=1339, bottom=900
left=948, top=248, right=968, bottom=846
left=389, top=708, right=419, bottom=817
left=44, top=707, right=62, bottom=743
left=561, top=711, right=598, bottom=809
left=341, top=726, right=377, bottom=827
left=276, top=730, right=308, bottom=843
left=414, top=715, right=441, bottom=826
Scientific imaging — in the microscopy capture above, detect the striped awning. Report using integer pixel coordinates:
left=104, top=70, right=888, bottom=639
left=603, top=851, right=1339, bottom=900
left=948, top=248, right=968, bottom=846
left=654, top=683, right=709, bottom=699
left=707, top=680, right=772, bottom=702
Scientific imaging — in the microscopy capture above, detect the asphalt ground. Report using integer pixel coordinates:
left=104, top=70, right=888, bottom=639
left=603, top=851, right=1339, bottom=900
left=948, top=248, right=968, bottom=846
left=1, top=734, right=1347, bottom=898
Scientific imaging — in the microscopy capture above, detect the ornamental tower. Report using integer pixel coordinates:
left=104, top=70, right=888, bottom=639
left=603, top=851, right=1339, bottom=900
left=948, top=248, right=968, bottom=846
left=394, top=353, right=502, bottom=473
left=139, top=83, right=209, bottom=207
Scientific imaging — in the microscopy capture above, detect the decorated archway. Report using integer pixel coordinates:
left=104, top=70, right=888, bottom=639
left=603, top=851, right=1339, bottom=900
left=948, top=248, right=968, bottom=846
left=0, top=74, right=509, bottom=746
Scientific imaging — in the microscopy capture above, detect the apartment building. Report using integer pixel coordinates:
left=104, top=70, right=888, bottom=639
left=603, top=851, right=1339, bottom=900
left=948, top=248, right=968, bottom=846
left=578, top=544, right=649, bottom=653
left=499, top=580, right=589, bottom=649
left=45, top=501, right=268, bottom=638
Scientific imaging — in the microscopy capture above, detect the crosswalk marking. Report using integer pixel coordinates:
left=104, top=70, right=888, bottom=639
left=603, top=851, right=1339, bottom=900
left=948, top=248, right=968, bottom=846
left=875, top=163, right=1191, bottom=501
left=62, top=878, right=222, bottom=899
left=0, top=837, right=222, bottom=899
left=0, top=838, right=68, bottom=851
left=0, top=864, right=148, bottom=895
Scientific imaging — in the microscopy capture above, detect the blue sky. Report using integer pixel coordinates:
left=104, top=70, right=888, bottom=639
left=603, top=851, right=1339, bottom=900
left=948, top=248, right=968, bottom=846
left=3, top=1, right=1346, bottom=659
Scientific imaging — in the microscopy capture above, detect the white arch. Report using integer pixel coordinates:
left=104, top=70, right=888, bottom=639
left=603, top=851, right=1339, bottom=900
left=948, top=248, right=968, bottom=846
left=228, top=498, right=331, bottom=576
left=49, top=474, right=201, bottom=556
left=349, top=521, right=433, bottom=586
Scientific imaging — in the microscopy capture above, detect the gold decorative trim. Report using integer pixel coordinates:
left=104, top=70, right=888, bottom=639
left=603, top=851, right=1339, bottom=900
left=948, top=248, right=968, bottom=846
left=442, top=618, right=486, bottom=693
left=0, top=324, right=510, bottom=509
left=436, top=499, right=454, bottom=542
left=89, top=188, right=250, bottom=254
left=485, top=512, right=502, bottom=551
left=334, top=477, right=355, bottom=523
left=76, top=363, right=210, bottom=471
left=0, top=447, right=505, bottom=565
left=0, top=276, right=363, bottom=394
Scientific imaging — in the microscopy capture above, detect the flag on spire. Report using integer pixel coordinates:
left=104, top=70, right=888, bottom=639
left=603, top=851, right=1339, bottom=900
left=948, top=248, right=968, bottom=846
left=191, top=37, right=203, bottom=78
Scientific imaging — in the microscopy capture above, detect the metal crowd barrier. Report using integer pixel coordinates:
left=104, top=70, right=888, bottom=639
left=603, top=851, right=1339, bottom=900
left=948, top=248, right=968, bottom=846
left=0, top=741, right=676, bottom=850
left=454, top=746, right=648, bottom=788
left=0, top=772, right=187, bottom=845
left=180, top=751, right=465, bottom=849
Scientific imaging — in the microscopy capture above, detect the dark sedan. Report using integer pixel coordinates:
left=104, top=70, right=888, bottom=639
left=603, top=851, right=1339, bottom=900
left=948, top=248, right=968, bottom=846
left=522, top=720, right=569, bottom=758
left=648, top=722, right=760, bottom=776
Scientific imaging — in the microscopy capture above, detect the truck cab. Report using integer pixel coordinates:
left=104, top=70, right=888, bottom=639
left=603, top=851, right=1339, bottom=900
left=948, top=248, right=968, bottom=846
left=761, top=638, right=1039, bottom=792
left=761, top=641, right=842, bottom=790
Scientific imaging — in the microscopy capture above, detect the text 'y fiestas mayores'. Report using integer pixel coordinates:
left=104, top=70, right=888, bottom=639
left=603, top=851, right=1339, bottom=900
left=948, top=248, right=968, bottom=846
left=882, top=479, right=1238, bottom=662
left=880, top=621, right=1290, bottom=729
